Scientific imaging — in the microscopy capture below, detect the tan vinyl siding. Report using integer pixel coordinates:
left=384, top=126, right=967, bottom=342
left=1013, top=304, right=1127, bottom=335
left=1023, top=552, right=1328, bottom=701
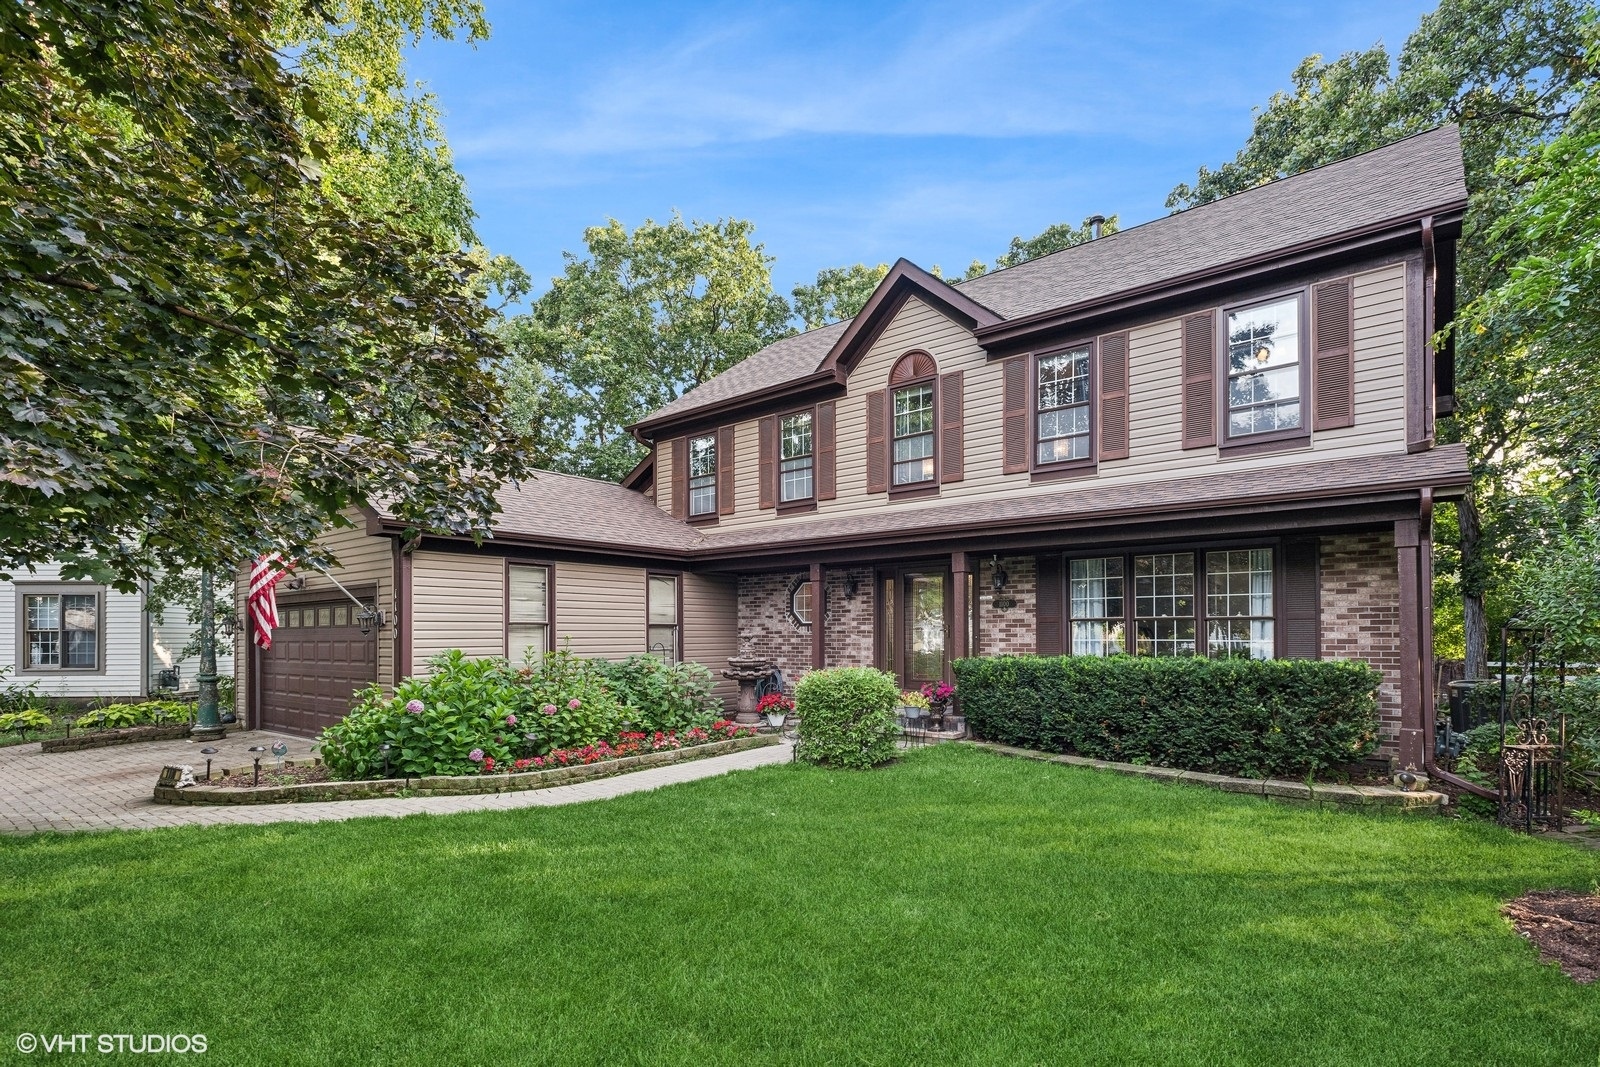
left=699, top=260, right=1413, bottom=541
left=409, top=552, right=504, bottom=676
left=654, top=441, right=673, bottom=514
left=682, top=573, right=738, bottom=708
left=554, top=562, right=649, bottom=659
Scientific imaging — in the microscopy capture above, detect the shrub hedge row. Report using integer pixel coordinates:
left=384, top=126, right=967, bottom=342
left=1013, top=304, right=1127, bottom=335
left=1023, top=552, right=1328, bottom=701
left=953, top=655, right=1382, bottom=778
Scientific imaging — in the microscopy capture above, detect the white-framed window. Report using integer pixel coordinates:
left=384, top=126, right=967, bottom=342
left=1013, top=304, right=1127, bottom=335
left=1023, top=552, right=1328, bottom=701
left=1226, top=296, right=1303, bottom=438
left=507, top=565, right=551, bottom=665
left=891, top=383, right=935, bottom=486
left=20, top=589, right=101, bottom=671
left=1036, top=345, right=1092, bottom=465
left=648, top=574, right=679, bottom=664
left=788, top=578, right=813, bottom=627
left=779, top=412, right=814, bottom=503
left=1205, top=548, right=1275, bottom=659
left=688, top=434, right=717, bottom=516
left=1069, top=557, right=1125, bottom=656
left=1133, top=552, right=1196, bottom=657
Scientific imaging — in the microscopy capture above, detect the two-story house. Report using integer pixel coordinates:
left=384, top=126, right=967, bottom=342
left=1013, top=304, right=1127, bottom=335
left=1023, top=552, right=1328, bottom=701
left=236, top=126, right=1469, bottom=770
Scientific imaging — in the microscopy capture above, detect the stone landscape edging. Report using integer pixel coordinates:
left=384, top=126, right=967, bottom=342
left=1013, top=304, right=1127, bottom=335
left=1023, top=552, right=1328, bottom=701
left=972, top=742, right=1448, bottom=812
left=152, top=733, right=780, bottom=805
left=43, top=723, right=195, bottom=753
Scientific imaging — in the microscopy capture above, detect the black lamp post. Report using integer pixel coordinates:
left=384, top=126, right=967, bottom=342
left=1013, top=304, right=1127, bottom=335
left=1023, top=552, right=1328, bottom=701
left=248, top=745, right=266, bottom=787
left=190, top=569, right=227, bottom=742
left=379, top=742, right=393, bottom=778
left=200, top=746, right=218, bottom=781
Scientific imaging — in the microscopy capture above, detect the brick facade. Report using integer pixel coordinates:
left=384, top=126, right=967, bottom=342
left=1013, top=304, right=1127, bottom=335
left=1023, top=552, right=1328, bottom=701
left=824, top=567, right=876, bottom=670
left=976, top=555, right=1038, bottom=657
left=736, top=571, right=812, bottom=687
left=1319, top=531, right=1402, bottom=751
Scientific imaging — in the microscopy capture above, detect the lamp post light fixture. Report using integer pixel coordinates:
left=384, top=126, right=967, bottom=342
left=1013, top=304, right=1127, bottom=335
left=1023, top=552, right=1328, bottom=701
left=247, top=745, right=266, bottom=787
left=200, top=746, right=218, bottom=782
left=379, top=742, right=393, bottom=778
left=190, top=569, right=227, bottom=742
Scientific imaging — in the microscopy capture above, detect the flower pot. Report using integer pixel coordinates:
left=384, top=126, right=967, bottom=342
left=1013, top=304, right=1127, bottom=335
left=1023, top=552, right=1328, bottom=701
left=764, top=712, right=786, bottom=729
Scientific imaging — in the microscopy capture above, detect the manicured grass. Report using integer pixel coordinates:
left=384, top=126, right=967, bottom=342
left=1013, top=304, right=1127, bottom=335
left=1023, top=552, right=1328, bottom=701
left=1, top=744, right=1597, bottom=1065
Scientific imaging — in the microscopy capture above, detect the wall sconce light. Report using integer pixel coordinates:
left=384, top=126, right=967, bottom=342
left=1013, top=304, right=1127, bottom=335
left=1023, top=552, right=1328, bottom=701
left=991, top=555, right=1009, bottom=593
left=216, top=611, right=239, bottom=640
left=356, top=607, right=386, bottom=636
left=283, top=576, right=306, bottom=591
left=845, top=576, right=860, bottom=598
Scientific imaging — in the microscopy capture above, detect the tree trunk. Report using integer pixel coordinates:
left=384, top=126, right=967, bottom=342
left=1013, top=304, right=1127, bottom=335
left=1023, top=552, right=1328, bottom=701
left=1459, top=492, right=1490, bottom=679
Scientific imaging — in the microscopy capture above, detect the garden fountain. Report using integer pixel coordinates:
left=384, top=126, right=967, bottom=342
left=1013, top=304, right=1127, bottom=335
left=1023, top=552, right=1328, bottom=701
left=723, top=636, right=776, bottom=725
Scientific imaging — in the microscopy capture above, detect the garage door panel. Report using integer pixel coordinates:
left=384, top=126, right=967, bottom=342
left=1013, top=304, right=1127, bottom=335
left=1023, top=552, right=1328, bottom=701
left=260, top=596, right=377, bottom=736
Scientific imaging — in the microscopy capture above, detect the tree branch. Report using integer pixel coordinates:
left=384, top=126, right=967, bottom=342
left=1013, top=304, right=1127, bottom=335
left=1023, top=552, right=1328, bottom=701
left=36, top=273, right=297, bottom=360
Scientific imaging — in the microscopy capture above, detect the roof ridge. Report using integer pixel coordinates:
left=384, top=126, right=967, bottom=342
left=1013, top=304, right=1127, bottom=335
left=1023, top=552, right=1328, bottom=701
left=957, top=124, right=1459, bottom=289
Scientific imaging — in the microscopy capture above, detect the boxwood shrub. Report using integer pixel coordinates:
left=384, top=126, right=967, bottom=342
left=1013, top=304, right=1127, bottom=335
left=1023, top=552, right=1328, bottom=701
left=953, top=655, right=1381, bottom=778
left=795, top=667, right=901, bottom=769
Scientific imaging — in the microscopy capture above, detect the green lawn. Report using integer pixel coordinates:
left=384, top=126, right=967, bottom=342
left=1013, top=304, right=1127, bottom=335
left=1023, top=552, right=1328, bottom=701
left=2, top=745, right=1597, bottom=1066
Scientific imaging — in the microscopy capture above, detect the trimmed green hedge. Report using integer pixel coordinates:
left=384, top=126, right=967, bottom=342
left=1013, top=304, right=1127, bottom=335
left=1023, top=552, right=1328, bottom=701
left=795, top=667, right=901, bottom=769
left=953, top=655, right=1382, bottom=778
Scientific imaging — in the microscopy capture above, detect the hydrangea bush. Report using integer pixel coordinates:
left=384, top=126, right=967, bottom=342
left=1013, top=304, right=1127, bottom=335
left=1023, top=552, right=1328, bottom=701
left=794, top=667, right=901, bottom=769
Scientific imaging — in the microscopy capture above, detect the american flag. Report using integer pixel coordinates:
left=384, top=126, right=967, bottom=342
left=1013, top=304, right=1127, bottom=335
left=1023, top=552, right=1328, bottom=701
left=248, top=552, right=293, bottom=649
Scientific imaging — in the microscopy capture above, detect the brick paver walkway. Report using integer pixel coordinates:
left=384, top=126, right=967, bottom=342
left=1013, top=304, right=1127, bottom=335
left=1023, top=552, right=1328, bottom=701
left=0, top=730, right=792, bottom=836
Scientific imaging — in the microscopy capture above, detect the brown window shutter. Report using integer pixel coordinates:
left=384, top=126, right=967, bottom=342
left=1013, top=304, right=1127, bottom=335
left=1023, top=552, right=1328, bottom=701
left=757, top=416, right=776, bottom=510
left=1312, top=277, right=1355, bottom=430
left=1282, top=539, right=1321, bottom=658
left=815, top=401, right=837, bottom=501
left=1098, top=332, right=1129, bottom=461
left=939, top=370, right=964, bottom=483
left=717, top=425, right=735, bottom=515
left=1181, top=311, right=1216, bottom=449
left=865, top=390, right=889, bottom=494
left=1002, top=356, right=1029, bottom=474
left=1036, top=554, right=1064, bottom=655
left=669, top=436, right=687, bottom=519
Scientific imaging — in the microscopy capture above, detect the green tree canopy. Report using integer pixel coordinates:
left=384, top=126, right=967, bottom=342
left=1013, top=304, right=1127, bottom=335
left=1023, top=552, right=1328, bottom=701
left=500, top=215, right=794, bottom=481
left=993, top=214, right=1121, bottom=269
left=791, top=263, right=890, bottom=330
left=0, top=0, right=529, bottom=589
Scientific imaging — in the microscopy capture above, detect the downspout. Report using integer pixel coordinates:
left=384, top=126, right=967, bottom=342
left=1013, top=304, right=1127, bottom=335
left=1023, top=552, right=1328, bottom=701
left=1417, top=487, right=1495, bottom=798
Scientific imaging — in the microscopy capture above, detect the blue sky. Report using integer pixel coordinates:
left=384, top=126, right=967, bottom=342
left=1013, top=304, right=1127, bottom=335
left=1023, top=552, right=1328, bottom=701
left=409, top=0, right=1439, bottom=304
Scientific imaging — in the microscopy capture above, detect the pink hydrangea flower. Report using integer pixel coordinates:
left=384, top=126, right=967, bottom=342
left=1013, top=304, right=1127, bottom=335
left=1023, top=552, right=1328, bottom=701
left=567, top=698, right=581, bottom=710
left=468, top=748, right=484, bottom=762
left=405, top=699, right=424, bottom=714
left=505, top=713, right=518, bottom=726
left=542, top=703, right=557, bottom=716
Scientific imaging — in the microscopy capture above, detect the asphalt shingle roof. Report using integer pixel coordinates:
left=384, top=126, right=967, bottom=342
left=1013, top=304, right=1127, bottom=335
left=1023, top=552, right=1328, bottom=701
left=641, top=126, right=1467, bottom=428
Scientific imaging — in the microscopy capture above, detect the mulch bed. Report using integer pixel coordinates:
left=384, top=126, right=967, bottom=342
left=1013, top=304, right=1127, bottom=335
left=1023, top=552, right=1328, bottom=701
left=206, top=763, right=333, bottom=789
left=1503, top=890, right=1600, bottom=984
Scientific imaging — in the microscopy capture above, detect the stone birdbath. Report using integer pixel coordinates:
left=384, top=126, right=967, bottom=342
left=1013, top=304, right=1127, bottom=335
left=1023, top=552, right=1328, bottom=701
left=723, top=640, right=775, bottom=726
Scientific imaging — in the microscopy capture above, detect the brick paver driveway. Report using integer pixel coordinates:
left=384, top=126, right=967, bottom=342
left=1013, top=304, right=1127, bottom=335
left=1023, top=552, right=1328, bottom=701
left=0, top=730, right=791, bottom=836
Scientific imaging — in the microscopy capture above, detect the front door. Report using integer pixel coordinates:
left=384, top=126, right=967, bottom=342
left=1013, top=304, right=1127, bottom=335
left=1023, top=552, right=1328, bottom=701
left=898, top=569, right=950, bottom=692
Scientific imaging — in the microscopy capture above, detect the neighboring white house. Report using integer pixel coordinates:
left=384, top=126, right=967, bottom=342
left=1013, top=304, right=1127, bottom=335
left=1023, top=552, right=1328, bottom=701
left=0, top=564, right=233, bottom=703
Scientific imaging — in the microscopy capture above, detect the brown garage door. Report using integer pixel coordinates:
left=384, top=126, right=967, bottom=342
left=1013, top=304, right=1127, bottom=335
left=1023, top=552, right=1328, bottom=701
left=260, top=597, right=377, bottom=736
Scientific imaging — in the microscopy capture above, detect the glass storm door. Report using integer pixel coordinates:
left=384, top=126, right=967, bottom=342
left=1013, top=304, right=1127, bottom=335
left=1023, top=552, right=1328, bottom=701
left=901, top=571, right=950, bottom=691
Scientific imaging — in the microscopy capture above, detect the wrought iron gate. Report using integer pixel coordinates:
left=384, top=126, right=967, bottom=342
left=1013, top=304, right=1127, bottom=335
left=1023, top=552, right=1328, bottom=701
left=1496, top=623, right=1567, bottom=832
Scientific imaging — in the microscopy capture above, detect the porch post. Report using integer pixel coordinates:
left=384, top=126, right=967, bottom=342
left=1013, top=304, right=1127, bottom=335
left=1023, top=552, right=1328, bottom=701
left=809, top=563, right=825, bottom=671
left=951, top=552, right=970, bottom=664
left=1394, top=518, right=1426, bottom=770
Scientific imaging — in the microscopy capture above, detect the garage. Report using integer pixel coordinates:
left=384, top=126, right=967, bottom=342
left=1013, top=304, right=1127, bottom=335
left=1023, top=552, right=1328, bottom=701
left=258, top=594, right=377, bottom=736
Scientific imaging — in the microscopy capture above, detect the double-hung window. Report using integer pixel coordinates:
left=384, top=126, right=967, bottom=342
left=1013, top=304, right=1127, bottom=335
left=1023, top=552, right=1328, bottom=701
left=779, top=412, right=814, bottom=503
left=507, top=565, right=551, bottom=665
left=21, top=589, right=100, bottom=671
left=1036, top=345, right=1092, bottom=466
left=1069, top=557, right=1125, bottom=656
left=1133, top=553, right=1197, bottom=657
left=1226, top=296, right=1303, bottom=439
left=687, top=434, right=717, bottom=517
left=647, top=574, right=680, bottom=663
left=1205, top=549, right=1275, bottom=659
left=892, top=383, right=935, bottom=486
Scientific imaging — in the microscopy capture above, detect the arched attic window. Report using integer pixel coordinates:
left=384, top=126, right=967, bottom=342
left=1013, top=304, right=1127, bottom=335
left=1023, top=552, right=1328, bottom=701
left=887, top=351, right=937, bottom=487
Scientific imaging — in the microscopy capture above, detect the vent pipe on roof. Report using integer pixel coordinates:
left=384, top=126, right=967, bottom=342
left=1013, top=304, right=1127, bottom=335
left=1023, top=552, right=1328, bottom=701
left=1087, top=214, right=1106, bottom=240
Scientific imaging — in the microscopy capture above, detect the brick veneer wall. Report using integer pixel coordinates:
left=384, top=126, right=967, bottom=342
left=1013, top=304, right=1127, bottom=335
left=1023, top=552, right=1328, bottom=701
left=824, top=567, right=875, bottom=669
left=1319, top=531, right=1402, bottom=751
left=736, top=571, right=812, bottom=688
left=976, top=555, right=1037, bottom=657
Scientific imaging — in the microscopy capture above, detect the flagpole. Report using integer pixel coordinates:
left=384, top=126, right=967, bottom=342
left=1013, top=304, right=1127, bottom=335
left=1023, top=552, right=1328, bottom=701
left=191, top=568, right=226, bottom=741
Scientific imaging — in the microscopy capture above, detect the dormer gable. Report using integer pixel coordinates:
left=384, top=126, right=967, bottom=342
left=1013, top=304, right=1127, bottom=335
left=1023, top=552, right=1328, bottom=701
left=818, top=258, right=1003, bottom=383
